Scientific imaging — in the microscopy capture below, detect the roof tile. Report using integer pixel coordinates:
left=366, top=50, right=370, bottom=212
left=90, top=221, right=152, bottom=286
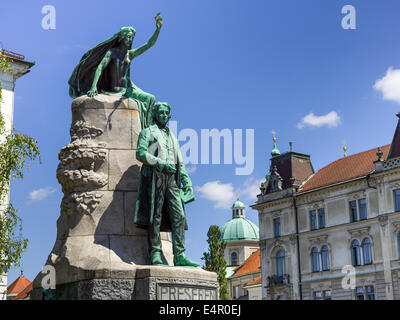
left=231, top=249, right=260, bottom=277
left=7, top=276, right=31, bottom=295
left=300, top=145, right=390, bottom=193
left=11, top=282, right=32, bottom=300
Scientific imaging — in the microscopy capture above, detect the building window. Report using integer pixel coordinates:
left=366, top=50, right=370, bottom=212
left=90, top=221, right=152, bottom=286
left=231, top=252, right=238, bottom=266
left=355, top=287, right=364, bottom=300
left=365, top=285, right=375, bottom=300
left=311, top=247, right=320, bottom=272
left=318, top=208, right=326, bottom=229
left=394, top=189, right=400, bottom=212
left=350, top=199, right=367, bottom=222
left=351, top=240, right=362, bottom=266
left=273, top=218, right=281, bottom=238
left=362, top=238, right=372, bottom=265
left=321, top=245, right=330, bottom=271
left=310, top=210, right=317, bottom=230
left=358, top=199, right=367, bottom=220
left=398, top=232, right=400, bottom=258
left=313, top=291, right=322, bottom=300
left=276, top=250, right=285, bottom=279
left=355, top=286, right=375, bottom=300
left=323, top=290, right=332, bottom=300
left=349, top=200, right=358, bottom=222
left=313, top=290, right=331, bottom=300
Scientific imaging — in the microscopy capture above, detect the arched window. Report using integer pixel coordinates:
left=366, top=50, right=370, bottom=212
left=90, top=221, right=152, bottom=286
left=276, top=250, right=285, bottom=278
left=321, top=245, right=330, bottom=271
left=231, top=252, right=238, bottom=266
left=362, top=238, right=372, bottom=265
left=351, top=240, right=362, bottom=266
left=311, top=247, right=320, bottom=272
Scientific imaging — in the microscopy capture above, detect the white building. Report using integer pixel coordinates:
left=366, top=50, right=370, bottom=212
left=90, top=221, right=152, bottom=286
left=0, top=49, right=34, bottom=300
left=253, top=114, right=400, bottom=300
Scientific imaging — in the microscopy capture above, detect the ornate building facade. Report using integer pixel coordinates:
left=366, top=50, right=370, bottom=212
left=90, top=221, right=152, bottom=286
left=253, top=115, right=400, bottom=300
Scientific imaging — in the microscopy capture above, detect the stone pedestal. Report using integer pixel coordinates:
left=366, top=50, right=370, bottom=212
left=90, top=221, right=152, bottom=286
left=31, top=95, right=218, bottom=300
left=31, top=266, right=218, bottom=300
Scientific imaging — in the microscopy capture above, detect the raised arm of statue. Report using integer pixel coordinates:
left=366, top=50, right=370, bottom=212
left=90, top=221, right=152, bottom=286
left=130, top=13, right=163, bottom=59
left=87, top=50, right=112, bottom=97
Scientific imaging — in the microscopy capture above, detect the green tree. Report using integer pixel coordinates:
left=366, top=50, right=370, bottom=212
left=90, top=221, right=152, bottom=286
left=202, top=225, right=230, bottom=300
left=0, top=53, right=41, bottom=274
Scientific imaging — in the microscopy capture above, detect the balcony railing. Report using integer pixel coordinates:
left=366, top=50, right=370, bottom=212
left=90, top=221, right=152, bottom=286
left=0, top=49, right=25, bottom=61
left=267, top=274, right=290, bottom=287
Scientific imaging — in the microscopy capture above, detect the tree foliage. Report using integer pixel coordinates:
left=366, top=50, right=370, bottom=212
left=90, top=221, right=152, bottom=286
left=202, top=225, right=230, bottom=300
left=0, top=53, right=40, bottom=274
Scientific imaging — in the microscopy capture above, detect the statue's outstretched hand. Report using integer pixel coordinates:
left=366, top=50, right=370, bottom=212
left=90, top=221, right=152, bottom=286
left=155, top=12, right=163, bottom=29
left=87, top=87, right=98, bottom=97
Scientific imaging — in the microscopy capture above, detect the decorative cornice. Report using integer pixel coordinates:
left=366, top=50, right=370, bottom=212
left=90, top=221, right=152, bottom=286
left=378, top=215, right=389, bottom=227
left=347, top=226, right=370, bottom=239
left=348, top=191, right=366, bottom=200
left=298, top=176, right=367, bottom=197
left=271, top=238, right=284, bottom=248
left=289, top=234, right=297, bottom=245
left=392, top=221, right=400, bottom=234
left=388, top=181, right=400, bottom=189
left=296, top=179, right=368, bottom=203
left=308, top=235, right=328, bottom=248
left=254, top=198, right=293, bottom=212
left=271, top=210, right=282, bottom=219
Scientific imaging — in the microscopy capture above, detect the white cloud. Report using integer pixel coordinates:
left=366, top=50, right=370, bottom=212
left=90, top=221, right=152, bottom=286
left=297, top=111, right=341, bottom=129
left=186, top=165, right=197, bottom=174
left=374, top=67, right=400, bottom=104
left=28, top=187, right=56, bottom=201
left=195, top=177, right=264, bottom=210
left=239, top=177, right=264, bottom=201
left=195, top=181, right=235, bottom=209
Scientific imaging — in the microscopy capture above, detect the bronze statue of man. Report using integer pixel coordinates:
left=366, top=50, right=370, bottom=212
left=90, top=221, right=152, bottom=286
left=68, top=13, right=163, bottom=129
left=134, top=102, right=199, bottom=267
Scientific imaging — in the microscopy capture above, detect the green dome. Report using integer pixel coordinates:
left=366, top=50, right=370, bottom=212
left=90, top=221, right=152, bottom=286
left=271, top=142, right=280, bottom=156
left=232, top=200, right=245, bottom=208
left=220, top=217, right=259, bottom=242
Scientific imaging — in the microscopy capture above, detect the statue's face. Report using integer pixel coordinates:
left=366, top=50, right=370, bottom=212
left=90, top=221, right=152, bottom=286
left=121, top=31, right=134, bottom=48
left=156, top=105, right=170, bottom=126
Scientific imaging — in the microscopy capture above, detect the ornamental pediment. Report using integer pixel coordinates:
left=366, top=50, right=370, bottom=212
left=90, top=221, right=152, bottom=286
left=347, top=226, right=370, bottom=238
left=271, top=211, right=282, bottom=219
left=307, top=235, right=328, bottom=246
left=347, top=191, right=366, bottom=200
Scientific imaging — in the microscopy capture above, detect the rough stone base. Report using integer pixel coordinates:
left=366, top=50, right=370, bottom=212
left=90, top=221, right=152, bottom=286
left=31, top=266, right=219, bottom=300
left=31, top=279, right=136, bottom=300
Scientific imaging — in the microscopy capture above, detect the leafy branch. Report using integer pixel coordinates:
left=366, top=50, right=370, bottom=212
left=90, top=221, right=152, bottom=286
left=0, top=53, right=41, bottom=274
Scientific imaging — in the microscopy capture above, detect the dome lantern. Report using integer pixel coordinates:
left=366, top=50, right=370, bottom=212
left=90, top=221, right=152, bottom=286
left=232, top=196, right=245, bottom=219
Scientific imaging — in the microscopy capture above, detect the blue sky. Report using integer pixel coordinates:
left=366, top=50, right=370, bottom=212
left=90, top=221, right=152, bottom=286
left=2, top=0, right=400, bottom=283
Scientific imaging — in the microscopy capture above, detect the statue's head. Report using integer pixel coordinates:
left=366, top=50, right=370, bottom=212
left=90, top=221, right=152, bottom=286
left=153, top=102, right=172, bottom=126
left=119, top=26, right=136, bottom=48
